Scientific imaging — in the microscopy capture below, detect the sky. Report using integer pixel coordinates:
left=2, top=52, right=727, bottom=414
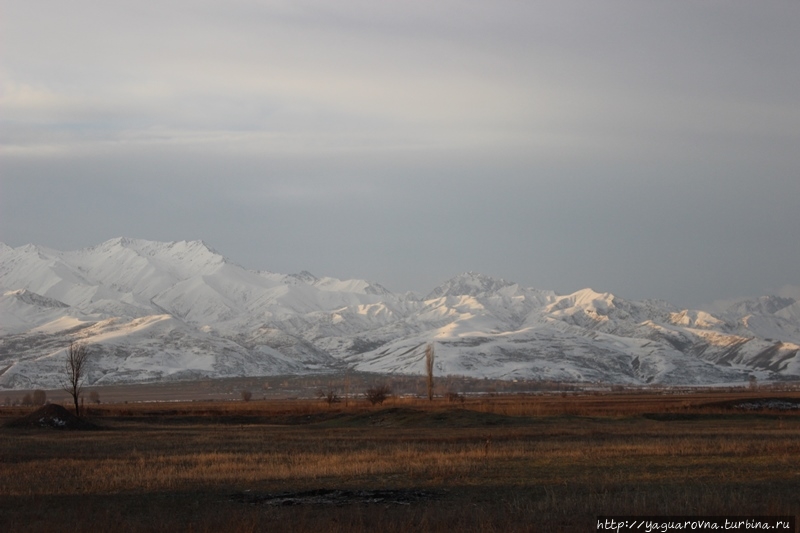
left=1, top=0, right=799, bottom=309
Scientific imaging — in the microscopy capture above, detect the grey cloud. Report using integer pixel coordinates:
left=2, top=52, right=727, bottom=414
left=1, top=1, right=798, bottom=309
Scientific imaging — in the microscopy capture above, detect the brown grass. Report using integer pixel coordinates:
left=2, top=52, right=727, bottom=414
left=1, top=391, right=799, bottom=532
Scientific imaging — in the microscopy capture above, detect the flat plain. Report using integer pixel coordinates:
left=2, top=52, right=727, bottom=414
left=2, top=388, right=799, bottom=532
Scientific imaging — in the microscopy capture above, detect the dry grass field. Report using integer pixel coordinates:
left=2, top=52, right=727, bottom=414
left=1, top=389, right=800, bottom=532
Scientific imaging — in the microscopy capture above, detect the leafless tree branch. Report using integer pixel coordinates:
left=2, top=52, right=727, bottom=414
left=62, top=341, right=89, bottom=418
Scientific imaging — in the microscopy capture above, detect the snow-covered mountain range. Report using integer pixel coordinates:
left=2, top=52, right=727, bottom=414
left=1, top=238, right=799, bottom=389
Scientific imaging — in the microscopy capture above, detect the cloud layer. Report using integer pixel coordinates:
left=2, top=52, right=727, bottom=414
left=2, top=1, right=799, bottom=307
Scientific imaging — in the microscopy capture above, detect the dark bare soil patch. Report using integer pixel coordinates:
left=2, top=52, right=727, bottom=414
left=703, top=397, right=800, bottom=412
left=319, top=407, right=529, bottom=428
left=4, top=403, right=102, bottom=430
left=641, top=412, right=750, bottom=421
left=232, top=488, right=441, bottom=506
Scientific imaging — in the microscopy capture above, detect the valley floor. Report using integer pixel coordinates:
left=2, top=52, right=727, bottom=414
left=1, top=392, right=800, bottom=532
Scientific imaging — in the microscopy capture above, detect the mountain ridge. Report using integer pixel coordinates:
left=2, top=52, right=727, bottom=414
left=1, top=238, right=798, bottom=389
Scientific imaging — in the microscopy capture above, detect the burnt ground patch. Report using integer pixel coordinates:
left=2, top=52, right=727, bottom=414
left=231, top=488, right=442, bottom=507
left=697, top=397, right=800, bottom=413
left=317, top=407, right=531, bottom=428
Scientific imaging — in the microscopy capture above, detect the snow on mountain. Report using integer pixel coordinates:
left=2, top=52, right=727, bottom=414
left=1, top=238, right=799, bottom=389
left=1, top=289, right=77, bottom=334
left=0, top=313, right=335, bottom=390
left=344, top=285, right=761, bottom=385
left=425, top=271, right=516, bottom=299
left=721, top=294, right=796, bottom=318
left=6, top=289, right=69, bottom=310
left=668, top=310, right=725, bottom=329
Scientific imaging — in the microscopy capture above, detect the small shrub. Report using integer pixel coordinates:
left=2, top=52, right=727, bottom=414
left=446, top=391, right=465, bottom=404
left=32, top=390, right=47, bottom=406
left=365, top=384, right=391, bottom=406
left=22, top=393, right=33, bottom=406
left=317, top=389, right=340, bottom=406
left=241, top=390, right=253, bottom=402
left=89, top=390, right=101, bottom=404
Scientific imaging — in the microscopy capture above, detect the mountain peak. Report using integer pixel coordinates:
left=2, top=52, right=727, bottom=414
left=94, top=238, right=226, bottom=265
left=290, top=270, right=319, bottom=284
left=6, top=289, right=70, bottom=309
left=571, top=287, right=616, bottom=305
left=96, top=236, right=147, bottom=250
left=426, top=272, right=515, bottom=299
left=722, top=295, right=796, bottom=317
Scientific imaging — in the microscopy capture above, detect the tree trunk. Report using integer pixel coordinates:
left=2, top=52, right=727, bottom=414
left=425, top=343, right=435, bottom=401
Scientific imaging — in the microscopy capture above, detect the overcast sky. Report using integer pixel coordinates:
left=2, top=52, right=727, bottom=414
left=2, top=1, right=799, bottom=308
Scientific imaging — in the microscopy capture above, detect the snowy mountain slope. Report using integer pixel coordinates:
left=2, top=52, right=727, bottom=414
left=0, top=313, right=337, bottom=389
left=0, top=238, right=400, bottom=328
left=1, top=238, right=799, bottom=389
left=0, top=290, right=80, bottom=335
left=344, top=278, right=777, bottom=385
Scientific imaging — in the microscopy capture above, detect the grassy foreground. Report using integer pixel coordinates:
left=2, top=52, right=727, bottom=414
left=1, top=391, right=799, bottom=532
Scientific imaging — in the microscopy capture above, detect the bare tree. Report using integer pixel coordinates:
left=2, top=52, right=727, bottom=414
left=425, top=343, right=435, bottom=402
left=62, top=341, right=90, bottom=418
